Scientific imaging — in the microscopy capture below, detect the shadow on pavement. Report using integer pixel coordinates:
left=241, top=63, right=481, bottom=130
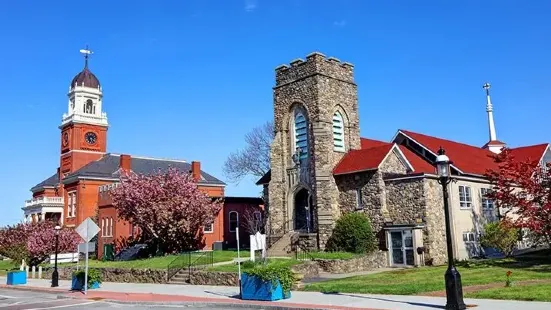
left=322, top=291, right=447, bottom=309
left=204, top=290, right=241, bottom=300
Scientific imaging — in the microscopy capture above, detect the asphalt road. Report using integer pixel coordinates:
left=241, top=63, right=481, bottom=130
left=0, top=289, right=262, bottom=309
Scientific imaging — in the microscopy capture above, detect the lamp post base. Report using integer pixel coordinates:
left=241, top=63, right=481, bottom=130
left=445, top=266, right=466, bottom=310
left=51, top=270, right=59, bottom=288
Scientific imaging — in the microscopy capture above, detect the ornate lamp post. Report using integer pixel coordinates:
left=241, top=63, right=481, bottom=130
left=435, top=147, right=466, bottom=310
left=51, top=225, right=61, bottom=287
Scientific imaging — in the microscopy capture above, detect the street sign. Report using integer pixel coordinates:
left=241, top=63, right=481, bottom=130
left=75, top=217, right=100, bottom=295
left=76, top=218, right=100, bottom=243
left=78, top=242, right=96, bottom=253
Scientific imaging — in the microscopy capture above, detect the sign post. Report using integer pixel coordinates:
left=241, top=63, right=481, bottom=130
left=235, top=215, right=242, bottom=299
left=75, top=218, right=100, bottom=295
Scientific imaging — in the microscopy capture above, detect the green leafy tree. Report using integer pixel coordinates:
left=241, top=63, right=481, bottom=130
left=480, top=219, right=519, bottom=257
left=326, top=212, right=376, bottom=254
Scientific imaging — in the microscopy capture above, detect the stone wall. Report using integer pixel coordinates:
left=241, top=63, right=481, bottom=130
left=189, top=271, right=238, bottom=286
left=42, top=267, right=167, bottom=283
left=379, top=150, right=409, bottom=176
left=423, top=178, right=447, bottom=265
left=336, top=171, right=388, bottom=232
left=296, top=251, right=388, bottom=275
left=385, top=177, right=425, bottom=225
left=292, top=233, right=318, bottom=251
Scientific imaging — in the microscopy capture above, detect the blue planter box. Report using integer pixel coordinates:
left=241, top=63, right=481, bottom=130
left=240, top=273, right=291, bottom=301
left=6, top=270, right=27, bottom=285
left=71, top=275, right=100, bottom=291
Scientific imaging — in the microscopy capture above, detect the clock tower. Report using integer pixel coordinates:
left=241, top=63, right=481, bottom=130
left=59, top=47, right=108, bottom=178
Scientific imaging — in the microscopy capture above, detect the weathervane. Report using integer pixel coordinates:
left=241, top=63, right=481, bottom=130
left=482, top=82, right=491, bottom=96
left=79, top=45, right=93, bottom=68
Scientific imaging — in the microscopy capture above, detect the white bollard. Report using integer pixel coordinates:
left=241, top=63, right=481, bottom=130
left=38, top=266, right=43, bottom=279
left=25, top=266, right=29, bottom=278
left=32, top=266, right=36, bottom=279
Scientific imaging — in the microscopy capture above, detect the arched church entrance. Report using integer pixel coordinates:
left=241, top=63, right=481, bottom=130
left=294, top=188, right=314, bottom=232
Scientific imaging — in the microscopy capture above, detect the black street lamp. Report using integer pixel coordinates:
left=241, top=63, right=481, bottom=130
left=435, top=147, right=466, bottom=310
left=51, top=225, right=61, bottom=288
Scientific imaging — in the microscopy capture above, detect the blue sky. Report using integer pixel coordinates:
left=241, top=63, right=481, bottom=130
left=1, top=0, right=550, bottom=226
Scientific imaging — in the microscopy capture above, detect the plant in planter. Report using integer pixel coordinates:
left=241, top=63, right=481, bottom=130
left=71, top=268, right=103, bottom=291
left=241, top=265, right=295, bottom=301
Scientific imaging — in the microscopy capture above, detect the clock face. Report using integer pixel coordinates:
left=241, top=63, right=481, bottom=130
left=62, top=132, right=69, bottom=146
left=85, top=132, right=97, bottom=145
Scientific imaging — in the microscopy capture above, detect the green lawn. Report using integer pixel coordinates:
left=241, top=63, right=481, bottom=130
left=208, top=258, right=302, bottom=273
left=308, top=251, right=359, bottom=260
left=303, top=258, right=551, bottom=296
left=0, top=260, right=16, bottom=276
left=54, top=250, right=250, bottom=270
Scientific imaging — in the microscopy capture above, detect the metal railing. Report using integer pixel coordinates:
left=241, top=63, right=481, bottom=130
left=167, top=250, right=214, bottom=281
left=294, top=243, right=316, bottom=261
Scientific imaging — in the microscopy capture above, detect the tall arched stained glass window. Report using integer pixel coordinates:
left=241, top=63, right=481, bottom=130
left=294, top=111, right=308, bottom=160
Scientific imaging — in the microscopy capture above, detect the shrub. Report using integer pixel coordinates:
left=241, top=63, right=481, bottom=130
left=245, top=265, right=296, bottom=294
left=325, top=212, right=376, bottom=254
left=480, top=219, right=519, bottom=257
left=72, top=268, right=103, bottom=288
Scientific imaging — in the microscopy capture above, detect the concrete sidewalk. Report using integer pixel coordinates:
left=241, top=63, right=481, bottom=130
left=1, top=277, right=551, bottom=310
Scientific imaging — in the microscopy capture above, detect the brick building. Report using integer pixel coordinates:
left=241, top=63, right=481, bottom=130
left=23, top=49, right=263, bottom=257
left=259, top=52, right=551, bottom=266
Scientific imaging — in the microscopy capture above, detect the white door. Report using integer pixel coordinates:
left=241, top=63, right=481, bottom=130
left=389, top=230, right=415, bottom=266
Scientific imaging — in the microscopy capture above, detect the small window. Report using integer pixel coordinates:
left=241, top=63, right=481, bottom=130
left=462, top=232, right=476, bottom=243
left=480, top=188, right=494, bottom=210
left=458, top=186, right=472, bottom=209
left=355, top=188, right=364, bottom=210
left=229, top=211, right=239, bottom=232
left=333, top=111, right=345, bottom=152
left=204, top=222, right=214, bottom=234
left=101, top=218, right=105, bottom=237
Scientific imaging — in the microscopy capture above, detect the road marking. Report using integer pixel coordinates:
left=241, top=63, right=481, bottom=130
left=0, top=295, right=16, bottom=299
left=24, top=301, right=97, bottom=310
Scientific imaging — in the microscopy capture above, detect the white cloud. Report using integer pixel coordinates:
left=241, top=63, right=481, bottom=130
left=333, top=20, right=347, bottom=27
left=244, top=0, right=257, bottom=12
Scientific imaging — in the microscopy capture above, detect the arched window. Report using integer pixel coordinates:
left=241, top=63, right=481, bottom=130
left=294, top=111, right=308, bottom=160
left=229, top=211, right=238, bottom=232
left=333, top=111, right=345, bottom=151
left=85, top=99, right=94, bottom=114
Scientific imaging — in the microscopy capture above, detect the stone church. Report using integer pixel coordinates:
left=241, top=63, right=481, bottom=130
left=257, top=52, right=550, bottom=266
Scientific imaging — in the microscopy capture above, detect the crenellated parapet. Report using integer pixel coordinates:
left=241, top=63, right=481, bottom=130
left=275, top=52, right=355, bottom=86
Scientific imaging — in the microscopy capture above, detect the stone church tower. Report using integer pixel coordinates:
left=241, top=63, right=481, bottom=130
left=266, top=52, right=361, bottom=249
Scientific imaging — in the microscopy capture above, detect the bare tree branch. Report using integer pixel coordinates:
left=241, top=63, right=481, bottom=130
left=223, top=121, right=274, bottom=184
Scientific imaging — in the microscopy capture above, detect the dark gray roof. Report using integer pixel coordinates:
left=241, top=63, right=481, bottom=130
left=64, top=154, right=225, bottom=185
left=31, top=172, right=59, bottom=192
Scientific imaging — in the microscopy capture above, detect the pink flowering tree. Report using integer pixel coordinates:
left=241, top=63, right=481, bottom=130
left=110, top=167, right=223, bottom=254
left=0, top=221, right=80, bottom=267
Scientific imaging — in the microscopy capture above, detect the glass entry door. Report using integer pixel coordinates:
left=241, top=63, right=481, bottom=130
left=389, top=230, right=415, bottom=266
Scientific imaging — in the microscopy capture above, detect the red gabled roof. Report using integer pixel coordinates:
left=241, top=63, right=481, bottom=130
left=360, top=138, right=390, bottom=149
left=397, top=145, right=435, bottom=174
left=333, top=143, right=394, bottom=175
left=334, top=138, right=435, bottom=175
left=398, top=129, right=499, bottom=175
left=510, top=144, right=549, bottom=164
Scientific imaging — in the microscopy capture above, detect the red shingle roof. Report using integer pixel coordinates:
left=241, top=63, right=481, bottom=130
left=397, top=145, right=435, bottom=174
left=509, top=144, right=549, bottom=164
left=333, top=144, right=394, bottom=175
left=398, top=130, right=499, bottom=175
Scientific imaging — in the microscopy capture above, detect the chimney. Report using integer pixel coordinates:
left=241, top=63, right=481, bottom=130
left=191, top=161, right=201, bottom=181
left=120, top=154, right=132, bottom=173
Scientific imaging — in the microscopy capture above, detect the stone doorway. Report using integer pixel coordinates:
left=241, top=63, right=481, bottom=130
left=294, top=188, right=314, bottom=232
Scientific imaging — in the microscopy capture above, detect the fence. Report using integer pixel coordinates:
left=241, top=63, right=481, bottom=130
left=294, top=244, right=316, bottom=261
left=167, top=250, right=214, bottom=281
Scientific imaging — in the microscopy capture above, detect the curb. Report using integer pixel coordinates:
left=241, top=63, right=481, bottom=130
left=0, top=285, right=375, bottom=310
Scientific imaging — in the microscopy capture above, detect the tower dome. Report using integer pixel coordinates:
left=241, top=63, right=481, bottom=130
left=70, top=48, right=100, bottom=89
